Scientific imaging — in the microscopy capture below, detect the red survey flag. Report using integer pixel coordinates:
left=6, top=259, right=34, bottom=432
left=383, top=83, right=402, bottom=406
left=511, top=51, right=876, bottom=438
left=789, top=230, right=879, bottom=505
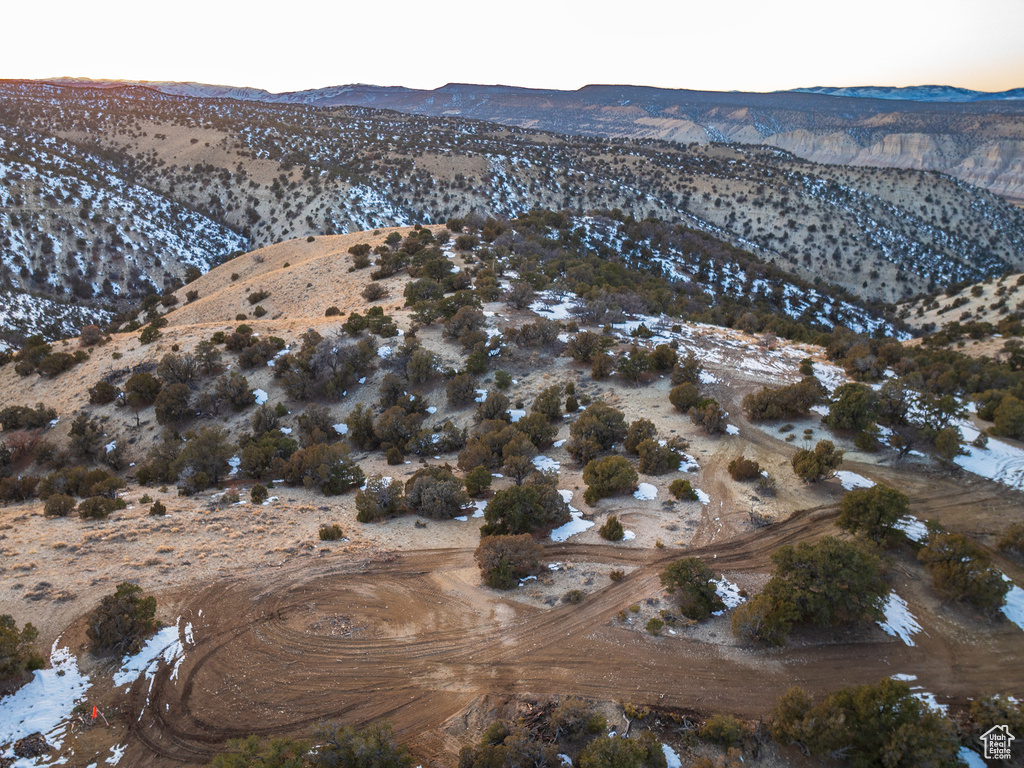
left=92, top=705, right=98, bottom=719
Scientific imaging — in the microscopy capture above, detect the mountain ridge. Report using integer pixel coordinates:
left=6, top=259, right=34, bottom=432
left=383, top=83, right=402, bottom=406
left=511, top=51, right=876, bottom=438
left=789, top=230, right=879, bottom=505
left=23, top=77, right=1024, bottom=205
left=791, top=85, right=1024, bottom=102
left=36, top=77, right=1024, bottom=104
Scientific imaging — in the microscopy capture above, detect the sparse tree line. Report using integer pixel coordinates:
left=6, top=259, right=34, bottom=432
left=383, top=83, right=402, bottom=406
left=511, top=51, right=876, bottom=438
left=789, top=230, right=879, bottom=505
left=196, top=682, right=1019, bottom=768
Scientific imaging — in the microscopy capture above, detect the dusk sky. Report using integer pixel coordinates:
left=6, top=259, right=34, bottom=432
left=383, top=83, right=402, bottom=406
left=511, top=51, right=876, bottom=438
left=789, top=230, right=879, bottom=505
left=6, top=0, right=1023, bottom=93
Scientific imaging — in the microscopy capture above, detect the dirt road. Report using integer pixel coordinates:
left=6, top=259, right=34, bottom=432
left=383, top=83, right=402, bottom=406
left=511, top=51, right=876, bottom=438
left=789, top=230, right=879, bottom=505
left=102, top=497, right=1023, bottom=768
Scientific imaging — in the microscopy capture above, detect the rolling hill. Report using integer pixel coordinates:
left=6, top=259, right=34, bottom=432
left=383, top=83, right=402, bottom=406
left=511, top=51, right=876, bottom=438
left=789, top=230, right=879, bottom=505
left=3, top=80, right=1024, bottom=344
left=40, top=77, right=1024, bottom=204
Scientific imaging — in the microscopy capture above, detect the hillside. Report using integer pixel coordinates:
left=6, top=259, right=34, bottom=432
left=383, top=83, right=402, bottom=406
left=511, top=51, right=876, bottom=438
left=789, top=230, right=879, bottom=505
left=2, top=221, right=1023, bottom=767
left=3, top=81, right=1024, bottom=344
left=42, top=78, right=1024, bottom=204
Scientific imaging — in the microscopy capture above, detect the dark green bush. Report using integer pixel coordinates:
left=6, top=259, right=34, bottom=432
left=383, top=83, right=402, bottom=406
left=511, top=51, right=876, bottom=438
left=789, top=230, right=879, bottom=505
left=998, top=521, right=1024, bottom=556
left=582, top=456, right=637, bottom=504
left=660, top=557, right=724, bottom=621
left=837, top=484, right=909, bottom=545
left=0, top=614, right=44, bottom=681
left=599, top=515, right=625, bottom=541
left=637, top=440, right=680, bottom=475
left=355, top=476, right=406, bottom=522
left=669, top=478, right=699, bottom=500
left=319, top=523, right=346, bottom=541
left=88, top=380, right=119, bottom=405
left=78, top=495, right=123, bottom=519
left=727, top=456, right=761, bottom=481
left=743, top=378, right=824, bottom=421
left=699, top=714, right=745, bottom=747
left=404, top=466, right=467, bottom=519
left=481, top=476, right=571, bottom=536
left=791, top=440, right=844, bottom=482
left=275, top=443, right=364, bottom=496
left=87, top=582, right=157, bottom=655
left=465, top=465, right=492, bottom=497
left=0, top=403, right=57, bottom=431
left=475, top=534, right=543, bottom=589
left=770, top=678, right=959, bottom=768
left=918, top=532, right=1009, bottom=612
left=44, top=493, right=76, bottom=517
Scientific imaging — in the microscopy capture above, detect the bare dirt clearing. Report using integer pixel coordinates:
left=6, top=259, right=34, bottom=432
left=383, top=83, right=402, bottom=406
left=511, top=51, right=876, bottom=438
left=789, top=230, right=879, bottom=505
left=5, top=465, right=1022, bottom=767
left=94, top=497, right=1024, bottom=768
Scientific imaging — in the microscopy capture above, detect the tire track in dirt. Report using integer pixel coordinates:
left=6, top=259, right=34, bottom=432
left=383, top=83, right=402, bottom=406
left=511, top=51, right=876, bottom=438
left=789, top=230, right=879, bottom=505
left=116, top=497, right=1024, bottom=768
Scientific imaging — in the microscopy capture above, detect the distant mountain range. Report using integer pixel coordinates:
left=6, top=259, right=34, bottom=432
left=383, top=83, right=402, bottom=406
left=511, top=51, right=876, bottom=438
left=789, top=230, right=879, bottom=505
left=790, top=85, right=1024, bottom=102
left=43, top=78, right=1024, bottom=105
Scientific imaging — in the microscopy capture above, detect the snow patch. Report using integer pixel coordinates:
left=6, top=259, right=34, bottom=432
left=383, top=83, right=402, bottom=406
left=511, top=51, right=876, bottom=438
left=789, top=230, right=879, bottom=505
left=911, top=689, right=947, bottom=714
left=333, top=423, right=349, bottom=435
left=712, top=577, right=746, bottom=615
left=812, top=362, right=848, bottom=393
left=954, top=421, right=1024, bottom=492
left=529, top=292, right=578, bottom=320
left=660, top=744, right=682, bottom=768
left=550, top=490, right=594, bottom=542
left=633, top=483, right=657, bottom=501
left=0, top=641, right=90, bottom=753
left=1000, top=576, right=1024, bottom=632
left=106, top=743, right=127, bottom=765
left=958, top=748, right=987, bottom=768
left=112, top=617, right=194, bottom=691
left=877, top=592, right=924, bottom=646
left=252, top=389, right=268, bottom=405
left=836, top=471, right=875, bottom=490
left=533, top=455, right=560, bottom=472
left=895, top=516, right=929, bottom=543
left=550, top=513, right=593, bottom=542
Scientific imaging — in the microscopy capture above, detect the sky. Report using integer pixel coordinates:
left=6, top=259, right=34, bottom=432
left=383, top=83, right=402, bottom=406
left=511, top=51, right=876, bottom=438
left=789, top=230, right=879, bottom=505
left=4, top=0, right=1023, bottom=94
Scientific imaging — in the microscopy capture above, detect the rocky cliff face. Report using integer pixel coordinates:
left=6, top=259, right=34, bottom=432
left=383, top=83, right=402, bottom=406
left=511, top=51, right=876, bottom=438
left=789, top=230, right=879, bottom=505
left=765, top=131, right=1024, bottom=205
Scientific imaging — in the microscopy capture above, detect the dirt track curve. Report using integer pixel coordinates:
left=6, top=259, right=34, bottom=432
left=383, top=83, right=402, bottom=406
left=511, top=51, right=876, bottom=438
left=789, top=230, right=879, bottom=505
left=110, top=493, right=1024, bottom=768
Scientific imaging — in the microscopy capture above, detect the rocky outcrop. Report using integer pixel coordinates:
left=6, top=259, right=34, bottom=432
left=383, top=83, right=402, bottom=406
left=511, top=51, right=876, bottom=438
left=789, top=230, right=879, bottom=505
left=955, top=140, right=1024, bottom=203
left=764, top=131, right=1024, bottom=204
